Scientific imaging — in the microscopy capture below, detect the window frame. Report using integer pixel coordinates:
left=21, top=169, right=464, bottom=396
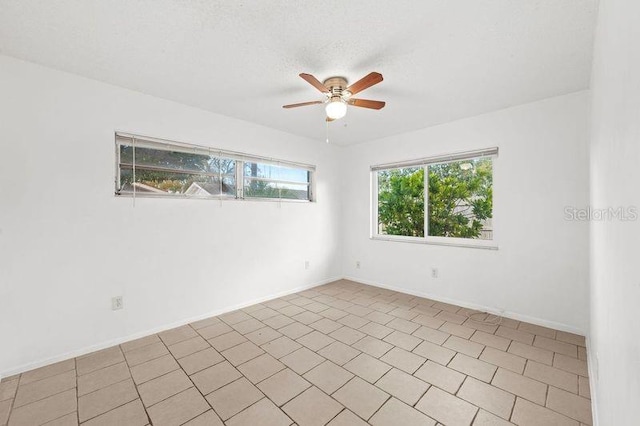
left=370, top=148, right=498, bottom=250
left=115, top=132, right=316, bottom=203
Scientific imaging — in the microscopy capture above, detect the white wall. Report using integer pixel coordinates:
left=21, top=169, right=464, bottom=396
left=340, top=92, right=590, bottom=332
left=589, top=0, right=640, bottom=423
left=0, top=55, right=342, bottom=376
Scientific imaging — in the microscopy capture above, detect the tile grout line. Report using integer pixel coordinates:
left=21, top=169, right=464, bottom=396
left=77, top=365, right=130, bottom=398
left=165, top=323, right=225, bottom=425
left=12, top=364, right=75, bottom=387
left=75, top=358, right=79, bottom=425
left=9, top=370, right=77, bottom=411
left=77, top=381, right=138, bottom=423
left=36, top=410, right=78, bottom=426
left=323, top=407, right=346, bottom=425
left=507, top=395, right=518, bottom=422
left=4, top=383, right=17, bottom=426
left=120, top=343, right=154, bottom=426
left=365, top=393, right=392, bottom=423
left=411, top=383, right=432, bottom=409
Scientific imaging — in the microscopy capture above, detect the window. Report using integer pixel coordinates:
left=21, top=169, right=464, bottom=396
left=372, top=148, right=497, bottom=248
left=115, top=133, right=315, bottom=201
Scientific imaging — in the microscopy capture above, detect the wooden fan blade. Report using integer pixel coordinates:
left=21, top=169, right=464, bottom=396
left=282, top=100, right=323, bottom=109
left=348, top=98, right=386, bottom=110
left=299, top=73, right=330, bottom=93
left=326, top=117, right=335, bottom=122
left=346, top=72, right=383, bottom=95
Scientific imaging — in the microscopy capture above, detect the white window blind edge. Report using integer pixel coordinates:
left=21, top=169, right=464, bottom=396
left=115, top=132, right=316, bottom=172
left=370, top=147, right=499, bottom=171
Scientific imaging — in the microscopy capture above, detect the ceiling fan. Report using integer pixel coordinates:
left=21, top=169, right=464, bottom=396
left=283, top=72, right=385, bottom=121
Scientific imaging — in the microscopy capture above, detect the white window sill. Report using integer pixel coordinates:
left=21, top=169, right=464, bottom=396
left=115, top=192, right=313, bottom=203
left=370, top=235, right=498, bottom=250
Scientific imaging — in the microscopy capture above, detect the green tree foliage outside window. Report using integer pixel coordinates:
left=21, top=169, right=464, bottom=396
left=377, top=167, right=425, bottom=237
left=119, top=146, right=235, bottom=195
left=377, top=158, right=493, bottom=240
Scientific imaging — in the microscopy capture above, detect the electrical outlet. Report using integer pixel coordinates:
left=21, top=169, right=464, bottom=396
left=304, top=260, right=310, bottom=270
left=431, top=268, right=439, bottom=278
left=356, top=261, right=361, bottom=269
left=111, top=296, right=123, bottom=310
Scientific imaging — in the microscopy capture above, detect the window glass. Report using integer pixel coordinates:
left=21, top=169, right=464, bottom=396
left=244, top=180, right=310, bottom=200
left=243, top=162, right=309, bottom=183
left=427, top=158, right=493, bottom=240
left=243, top=162, right=311, bottom=200
left=119, top=168, right=236, bottom=197
left=377, top=167, right=425, bottom=237
left=118, top=144, right=236, bottom=197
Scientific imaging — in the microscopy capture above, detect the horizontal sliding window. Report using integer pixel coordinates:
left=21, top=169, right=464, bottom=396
left=115, top=133, right=315, bottom=201
left=372, top=148, right=497, bottom=248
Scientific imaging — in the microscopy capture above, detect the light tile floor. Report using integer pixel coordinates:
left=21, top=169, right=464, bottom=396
left=0, top=280, right=592, bottom=426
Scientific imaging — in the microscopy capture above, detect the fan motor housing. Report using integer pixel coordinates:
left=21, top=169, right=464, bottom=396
left=323, top=77, right=348, bottom=95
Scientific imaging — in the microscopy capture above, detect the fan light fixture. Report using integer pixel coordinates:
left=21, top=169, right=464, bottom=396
left=326, top=97, right=347, bottom=120
left=283, top=72, right=385, bottom=124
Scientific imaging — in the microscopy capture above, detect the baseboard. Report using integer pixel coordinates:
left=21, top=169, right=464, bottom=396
left=585, top=335, right=599, bottom=425
left=1, top=276, right=341, bottom=378
left=343, top=276, right=587, bottom=336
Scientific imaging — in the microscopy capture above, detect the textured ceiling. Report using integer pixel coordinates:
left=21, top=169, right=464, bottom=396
left=0, top=0, right=598, bottom=145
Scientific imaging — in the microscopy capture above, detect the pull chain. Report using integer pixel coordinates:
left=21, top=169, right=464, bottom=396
left=132, top=137, right=136, bottom=208
left=218, top=150, right=223, bottom=207
left=277, top=160, right=282, bottom=209
left=325, top=119, right=330, bottom=144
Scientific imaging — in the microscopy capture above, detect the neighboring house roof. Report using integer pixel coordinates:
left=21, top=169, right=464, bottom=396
left=130, top=182, right=166, bottom=193
left=185, top=181, right=231, bottom=196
